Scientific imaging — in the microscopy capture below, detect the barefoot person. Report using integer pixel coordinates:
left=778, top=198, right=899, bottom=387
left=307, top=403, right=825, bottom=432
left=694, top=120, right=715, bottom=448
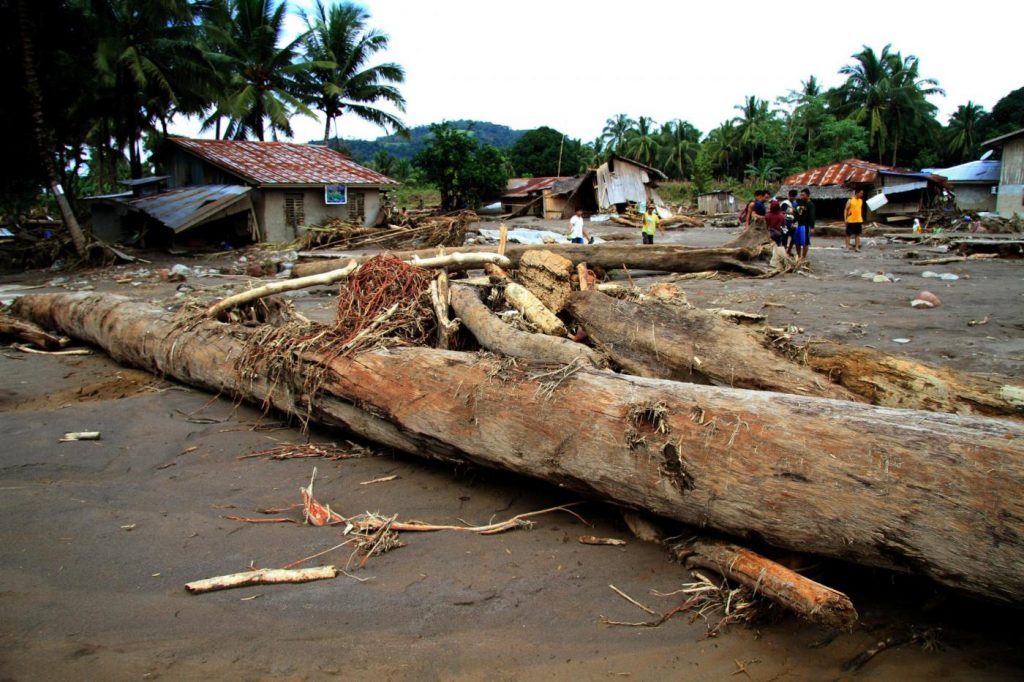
left=844, top=189, right=865, bottom=252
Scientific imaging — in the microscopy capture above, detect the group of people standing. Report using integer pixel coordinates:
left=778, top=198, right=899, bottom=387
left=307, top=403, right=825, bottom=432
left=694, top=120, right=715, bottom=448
left=745, top=187, right=866, bottom=260
left=745, top=188, right=815, bottom=261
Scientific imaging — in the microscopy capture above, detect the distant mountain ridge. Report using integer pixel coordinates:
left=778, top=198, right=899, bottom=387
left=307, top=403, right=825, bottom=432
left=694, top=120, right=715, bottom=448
left=314, top=120, right=527, bottom=164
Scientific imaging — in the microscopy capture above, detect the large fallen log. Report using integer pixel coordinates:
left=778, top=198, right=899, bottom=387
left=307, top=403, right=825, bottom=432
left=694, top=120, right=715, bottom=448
left=796, top=339, right=1024, bottom=419
left=12, top=292, right=1024, bottom=605
left=567, top=290, right=857, bottom=401
left=292, top=244, right=765, bottom=278
left=450, top=285, right=599, bottom=366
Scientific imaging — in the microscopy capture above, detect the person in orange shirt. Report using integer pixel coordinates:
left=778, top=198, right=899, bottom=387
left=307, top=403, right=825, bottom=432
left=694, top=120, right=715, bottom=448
left=844, top=189, right=865, bottom=252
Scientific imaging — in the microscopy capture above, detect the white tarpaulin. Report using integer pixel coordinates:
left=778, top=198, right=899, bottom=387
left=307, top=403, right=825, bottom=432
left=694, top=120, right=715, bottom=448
left=478, top=228, right=606, bottom=245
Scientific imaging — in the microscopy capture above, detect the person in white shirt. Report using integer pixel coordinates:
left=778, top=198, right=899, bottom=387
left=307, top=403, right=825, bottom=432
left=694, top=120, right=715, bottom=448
left=567, top=208, right=590, bottom=244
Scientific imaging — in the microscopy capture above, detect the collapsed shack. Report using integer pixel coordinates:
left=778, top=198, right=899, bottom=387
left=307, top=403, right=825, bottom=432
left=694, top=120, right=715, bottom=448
left=12, top=269, right=1024, bottom=610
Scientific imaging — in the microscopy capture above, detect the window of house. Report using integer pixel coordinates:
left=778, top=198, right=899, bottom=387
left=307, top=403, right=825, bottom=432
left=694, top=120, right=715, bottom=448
left=284, top=193, right=305, bottom=228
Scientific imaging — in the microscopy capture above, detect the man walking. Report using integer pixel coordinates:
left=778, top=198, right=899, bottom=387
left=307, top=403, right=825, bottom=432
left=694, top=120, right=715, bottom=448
left=844, top=189, right=865, bottom=252
left=793, top=188, right=815, bottom=262
left=641, top=204, right=664, bottom=244
left=567, top=208, right=590, bottom=244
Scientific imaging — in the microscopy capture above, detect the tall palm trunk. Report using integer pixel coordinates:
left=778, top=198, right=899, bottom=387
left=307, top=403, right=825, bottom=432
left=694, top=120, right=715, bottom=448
left=16, top=0, right=87, bottom=257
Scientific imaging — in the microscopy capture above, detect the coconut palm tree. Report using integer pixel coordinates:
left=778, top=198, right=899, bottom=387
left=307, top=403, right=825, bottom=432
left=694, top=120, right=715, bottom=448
left=659, top=119, right=700, bottom=180
left=88, top=0, right=211, bottom=176
left=206, top=0, right=318, bottom=141
left=946, top=102, right=987, bottom=163
left=834, top=44, right=943, bottom=165
left=624, top=116, right=659, bottom=166
left=732, top=95, right=775, bottom=164
left=301, top=0, right=407, bottom=144
left=602, top=113, right=636, bottom=153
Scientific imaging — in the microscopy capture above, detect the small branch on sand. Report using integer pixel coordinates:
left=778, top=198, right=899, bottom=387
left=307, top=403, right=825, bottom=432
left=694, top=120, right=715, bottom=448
left=185, top=566, right=338, bottom=594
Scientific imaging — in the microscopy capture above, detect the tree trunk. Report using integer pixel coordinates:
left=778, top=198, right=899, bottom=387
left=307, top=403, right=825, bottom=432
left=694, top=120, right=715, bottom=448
left=0, top=312, right=64, bottom=349
left=16, top=0, right=87, bottom=258
left=449, top=285, right=602, bottom=367
left=797, top=339, right=1024, bottom=419
left=567, top=290, right=857, bottom=401
left=293, top=244, right=765, bottom=279
left=12, top=292, right=1024, bottom=605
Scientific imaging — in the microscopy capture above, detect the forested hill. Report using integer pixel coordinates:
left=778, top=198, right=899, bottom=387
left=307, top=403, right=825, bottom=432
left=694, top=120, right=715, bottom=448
left=317, top=120, right=526, bottom=163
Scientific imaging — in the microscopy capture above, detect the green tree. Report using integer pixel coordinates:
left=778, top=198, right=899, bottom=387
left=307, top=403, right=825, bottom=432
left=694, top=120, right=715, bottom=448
left=206, top=0, right=318, bottom=141
left=414, top=122, right=509, bottom=209
left=580, top=137, right=607, bottom=170
left=945, top=102, right=988, bottom=163
left=88, top=0, right=212, bottom=177
left=602, top=113, right=636, bottom=153
left=832, top=44, right=943, bottom=165
left=371, top=149, right=396, bottom=177
left=732, top=95, right=778, bottom=164
left=301, top=0, right=406, bottom=144
left=658, top=119, right=701, bottom=180
left=744, top=159, right=781, bottom=188
left=703, top=121, right=742, bottom=179
left=987, top=86, right=1024, bottom=138
left=508, top=126, right=582, bottom=177
left=624, top=116, right=659, bottom=166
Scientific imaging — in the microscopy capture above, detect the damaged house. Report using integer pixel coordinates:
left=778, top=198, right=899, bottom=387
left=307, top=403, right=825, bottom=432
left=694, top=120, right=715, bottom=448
left=778, top=159, right=950, bottom=222
left=86, top=138, right=397, bottom=246
left=922, top=159, right=1000, bottom=212
left=982, top=127, right=1024, bottom=219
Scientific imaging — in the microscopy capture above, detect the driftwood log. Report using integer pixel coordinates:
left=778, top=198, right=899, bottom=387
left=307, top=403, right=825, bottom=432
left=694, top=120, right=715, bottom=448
left=292, top=244, right=765, bottom=278
left=720, top=222, right=773, bottom=250
left=12, top=292, right=1024, bottom=605
left=567, top=290, right=857, bottom=401
left=449, top=285, right=600, bottom=366
left=796, top=339, right=1024, bottom=418
left=671, top=539, right=858, bottom=630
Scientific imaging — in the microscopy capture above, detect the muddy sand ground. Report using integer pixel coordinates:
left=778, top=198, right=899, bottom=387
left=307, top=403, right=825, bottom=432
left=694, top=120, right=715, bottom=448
left=1, top=223, right=1023, bottom=680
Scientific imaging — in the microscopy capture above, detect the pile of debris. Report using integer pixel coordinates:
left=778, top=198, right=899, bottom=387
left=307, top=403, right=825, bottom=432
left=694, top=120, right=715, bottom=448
left=294, top=210, right=477, bottom=253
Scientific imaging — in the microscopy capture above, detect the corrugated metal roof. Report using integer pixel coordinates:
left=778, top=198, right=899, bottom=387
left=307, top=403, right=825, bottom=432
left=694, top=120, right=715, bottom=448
left=504, top=177, right=566, bottom=196
left=982, top=127, right=1024, bottom=148
left=881, top=180, right=929, bottom=195
left=168, top=138, right=398, bottom=186
left=784, top=158, right=951, bottom=190
left=922, top=160, right=1000, bottom=183
left=128, top=185, right=253, bottom=233
left=782, top=159, right=895, bottom=186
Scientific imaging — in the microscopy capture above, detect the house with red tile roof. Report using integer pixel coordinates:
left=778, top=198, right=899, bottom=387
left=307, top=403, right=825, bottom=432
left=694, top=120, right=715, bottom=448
left=163, top=137, right=398, bottom=242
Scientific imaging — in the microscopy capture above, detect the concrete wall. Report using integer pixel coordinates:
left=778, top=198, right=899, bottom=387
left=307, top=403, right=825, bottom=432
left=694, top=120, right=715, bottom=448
left=996, top=138, right=1024, bottom=218
left=260, top=187, right=382, bottom=242
left=953, top=184, right=997, bottom=212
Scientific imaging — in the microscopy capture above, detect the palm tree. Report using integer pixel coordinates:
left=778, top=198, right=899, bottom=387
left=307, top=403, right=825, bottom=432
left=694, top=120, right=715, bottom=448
left=659, top=119, right=700, bottom=180
left=602, top=113, right=635, bottom=153
left=732, top=95, right=774, bottom=164
left=946, top=102, right=987, bottom=163
left=301, top=0, right=407, bottom=144
left=744, top=159, right=781, bottom=188
left=88, top=0, right=210, bottom=176
left=834, top=44, right=943, bottom=165
left=624, top=116, right=659, bottom=166
left=705, top=121, right=742, bottom=178
left=206, top=0, right=318, bottom=141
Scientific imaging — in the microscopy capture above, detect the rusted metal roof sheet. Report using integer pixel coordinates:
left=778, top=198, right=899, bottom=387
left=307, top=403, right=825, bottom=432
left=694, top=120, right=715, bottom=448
left=782, top=159, right=893, bottom=186
left=128, top=185, right=253, bottom=233
left=504, top=177, right=566, bottom=197
left=169, top=138, right=398, bottom=186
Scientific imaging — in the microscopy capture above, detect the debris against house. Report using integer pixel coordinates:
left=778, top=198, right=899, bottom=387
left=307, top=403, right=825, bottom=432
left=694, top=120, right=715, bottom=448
left=12, top=289, right=1024, bottom=606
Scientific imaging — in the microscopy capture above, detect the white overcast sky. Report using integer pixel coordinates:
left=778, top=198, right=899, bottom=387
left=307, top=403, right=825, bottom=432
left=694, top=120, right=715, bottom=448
left=171, top=0, right=1022, bottom=144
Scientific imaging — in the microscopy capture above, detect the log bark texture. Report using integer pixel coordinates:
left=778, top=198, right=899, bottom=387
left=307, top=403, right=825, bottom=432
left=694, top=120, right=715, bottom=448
left=449, top=286, right=601, bottom=366
left=798, top=339, right=1024, bottom=419
left=13, top=292, right=1024, bottom=605
left=672, top=539, right=858, bottom=630
left=292, top=244, right=764, bottom=278
left=567, top=290, right=857, bottom=401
